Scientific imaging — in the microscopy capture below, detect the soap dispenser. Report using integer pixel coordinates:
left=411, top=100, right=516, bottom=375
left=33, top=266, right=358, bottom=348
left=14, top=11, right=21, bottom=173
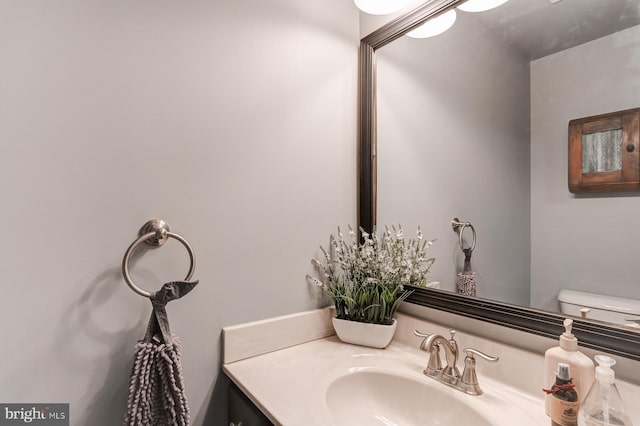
left=578, top=355, right=632, bottom=426
left=545, top=319, right=595, bottom=418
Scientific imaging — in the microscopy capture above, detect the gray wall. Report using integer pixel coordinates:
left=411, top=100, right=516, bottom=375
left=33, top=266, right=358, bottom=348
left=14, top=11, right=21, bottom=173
left=530, top=25, right=640, bottom=311
left=376, top=12, right=531, bottom=305
left=0, top=1, right=358, bottom=425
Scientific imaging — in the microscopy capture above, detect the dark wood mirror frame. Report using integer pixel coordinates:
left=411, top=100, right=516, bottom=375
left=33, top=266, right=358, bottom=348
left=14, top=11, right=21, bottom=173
left=357, top=0, right=640, bottom=361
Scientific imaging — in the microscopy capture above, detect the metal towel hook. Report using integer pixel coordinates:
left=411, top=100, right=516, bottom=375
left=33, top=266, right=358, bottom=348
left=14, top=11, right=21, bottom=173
left=122, top=219, right=196, bottom=298
left=451, top=218, right=476, bottom=252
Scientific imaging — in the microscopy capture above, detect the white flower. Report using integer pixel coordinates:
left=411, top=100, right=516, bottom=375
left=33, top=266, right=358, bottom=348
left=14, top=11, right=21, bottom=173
left=395, top=228, right=403, bottom=240
left=306, top=274, right=325, bottom=288
left=309, top=225, right=436, bottom=323
left=312, top=225, right=434, bottom=288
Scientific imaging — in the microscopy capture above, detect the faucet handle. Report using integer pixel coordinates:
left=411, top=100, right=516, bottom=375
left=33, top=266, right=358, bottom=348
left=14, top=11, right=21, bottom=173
left=414, top=330, right=432, bottom=350
left=460, top=348, right=499, bottom=395
left=414, top=329, right=456, bottom=340
left=414, top=330, right=434, bottom=352
left=463, top=348, right=499, bottom=363
left=414, top=330, right=443, bottom=375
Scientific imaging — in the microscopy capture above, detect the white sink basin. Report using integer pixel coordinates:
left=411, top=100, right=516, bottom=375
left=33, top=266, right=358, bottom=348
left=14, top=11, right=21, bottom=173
left=326, top=370, right=493, bottom=426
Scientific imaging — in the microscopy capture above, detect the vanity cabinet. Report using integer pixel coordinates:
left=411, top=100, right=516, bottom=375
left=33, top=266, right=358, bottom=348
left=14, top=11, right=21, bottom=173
left=568, top=107, right=640, bottom=193
left=228, top=382, right=274, bottom=426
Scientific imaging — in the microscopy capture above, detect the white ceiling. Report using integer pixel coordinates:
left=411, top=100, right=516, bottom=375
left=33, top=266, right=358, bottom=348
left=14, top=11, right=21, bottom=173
left=463, top=0, right=640, bottom=60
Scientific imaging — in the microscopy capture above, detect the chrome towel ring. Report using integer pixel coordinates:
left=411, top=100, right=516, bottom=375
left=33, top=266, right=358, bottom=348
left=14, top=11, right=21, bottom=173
left=122, top=219, right=196, bottom=298
left=451, top=218, right=476, bottom=253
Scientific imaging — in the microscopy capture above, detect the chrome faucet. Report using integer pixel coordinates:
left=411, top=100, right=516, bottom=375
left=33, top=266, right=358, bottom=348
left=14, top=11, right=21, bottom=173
left=414, top=329, right=499, bottom=395
left=415, top=330, right=461, bottom=384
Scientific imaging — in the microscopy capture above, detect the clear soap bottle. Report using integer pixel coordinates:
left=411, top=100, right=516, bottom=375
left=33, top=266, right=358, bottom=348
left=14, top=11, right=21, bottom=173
left=578, top=355, right=632, bottom=426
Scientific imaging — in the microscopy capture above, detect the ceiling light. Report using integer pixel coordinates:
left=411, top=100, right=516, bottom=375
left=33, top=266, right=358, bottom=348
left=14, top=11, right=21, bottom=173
left=406, top=9, right=457, bottom=38
left=457, top=0, right=510, bottom=13
left=354, top=0, right=410, bottom=15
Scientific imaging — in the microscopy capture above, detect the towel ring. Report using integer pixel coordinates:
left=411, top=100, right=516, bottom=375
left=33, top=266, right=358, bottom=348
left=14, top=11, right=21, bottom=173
left=451, top=218, right=476, bottom=252
left=122, top=219, right=196, bottom=298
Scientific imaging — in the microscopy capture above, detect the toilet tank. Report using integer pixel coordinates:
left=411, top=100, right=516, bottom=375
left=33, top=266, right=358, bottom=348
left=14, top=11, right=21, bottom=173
left=558, top=289, right=640, bottom=328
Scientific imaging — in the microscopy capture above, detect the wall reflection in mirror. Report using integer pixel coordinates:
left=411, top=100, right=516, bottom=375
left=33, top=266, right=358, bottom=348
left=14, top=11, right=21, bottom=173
left=375, top=0, right=640, bottom=327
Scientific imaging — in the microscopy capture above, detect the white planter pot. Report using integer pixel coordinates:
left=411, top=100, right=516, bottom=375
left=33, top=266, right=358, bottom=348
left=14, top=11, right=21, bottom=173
left=331, top=317, right=397, bottom=349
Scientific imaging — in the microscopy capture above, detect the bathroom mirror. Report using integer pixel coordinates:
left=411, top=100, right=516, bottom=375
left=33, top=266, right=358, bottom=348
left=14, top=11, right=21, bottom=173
left=358, top=0, right=640, bottom=359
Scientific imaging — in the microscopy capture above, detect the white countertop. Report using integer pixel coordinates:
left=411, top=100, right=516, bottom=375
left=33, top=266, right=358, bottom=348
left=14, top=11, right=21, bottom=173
left=224, top=335, right=549, bottom=425
left=223, top=308, right=558, bottom=425
left=222, top=308, right=640, bottom=425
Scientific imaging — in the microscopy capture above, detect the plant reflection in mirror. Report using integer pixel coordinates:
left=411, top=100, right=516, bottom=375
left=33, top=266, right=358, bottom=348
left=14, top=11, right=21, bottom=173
left=308, top=225, right=435, bottom=325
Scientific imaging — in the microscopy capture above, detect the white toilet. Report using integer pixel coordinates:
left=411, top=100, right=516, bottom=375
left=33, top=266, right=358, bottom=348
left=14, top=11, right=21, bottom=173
left=558, top=289, right=640, bottom=328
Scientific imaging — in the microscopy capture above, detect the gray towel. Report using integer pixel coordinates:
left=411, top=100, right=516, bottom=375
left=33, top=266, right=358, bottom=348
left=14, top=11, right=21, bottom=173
left=124, top=280, right=198, bottom=426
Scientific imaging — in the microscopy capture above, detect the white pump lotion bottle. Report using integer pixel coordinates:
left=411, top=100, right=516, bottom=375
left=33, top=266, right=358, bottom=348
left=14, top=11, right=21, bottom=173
left=545, top=318, right=595, bottom=418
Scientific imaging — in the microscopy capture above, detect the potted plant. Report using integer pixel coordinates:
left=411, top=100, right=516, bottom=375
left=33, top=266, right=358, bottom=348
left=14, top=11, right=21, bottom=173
left=308, top=225, right=435, bottom=348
